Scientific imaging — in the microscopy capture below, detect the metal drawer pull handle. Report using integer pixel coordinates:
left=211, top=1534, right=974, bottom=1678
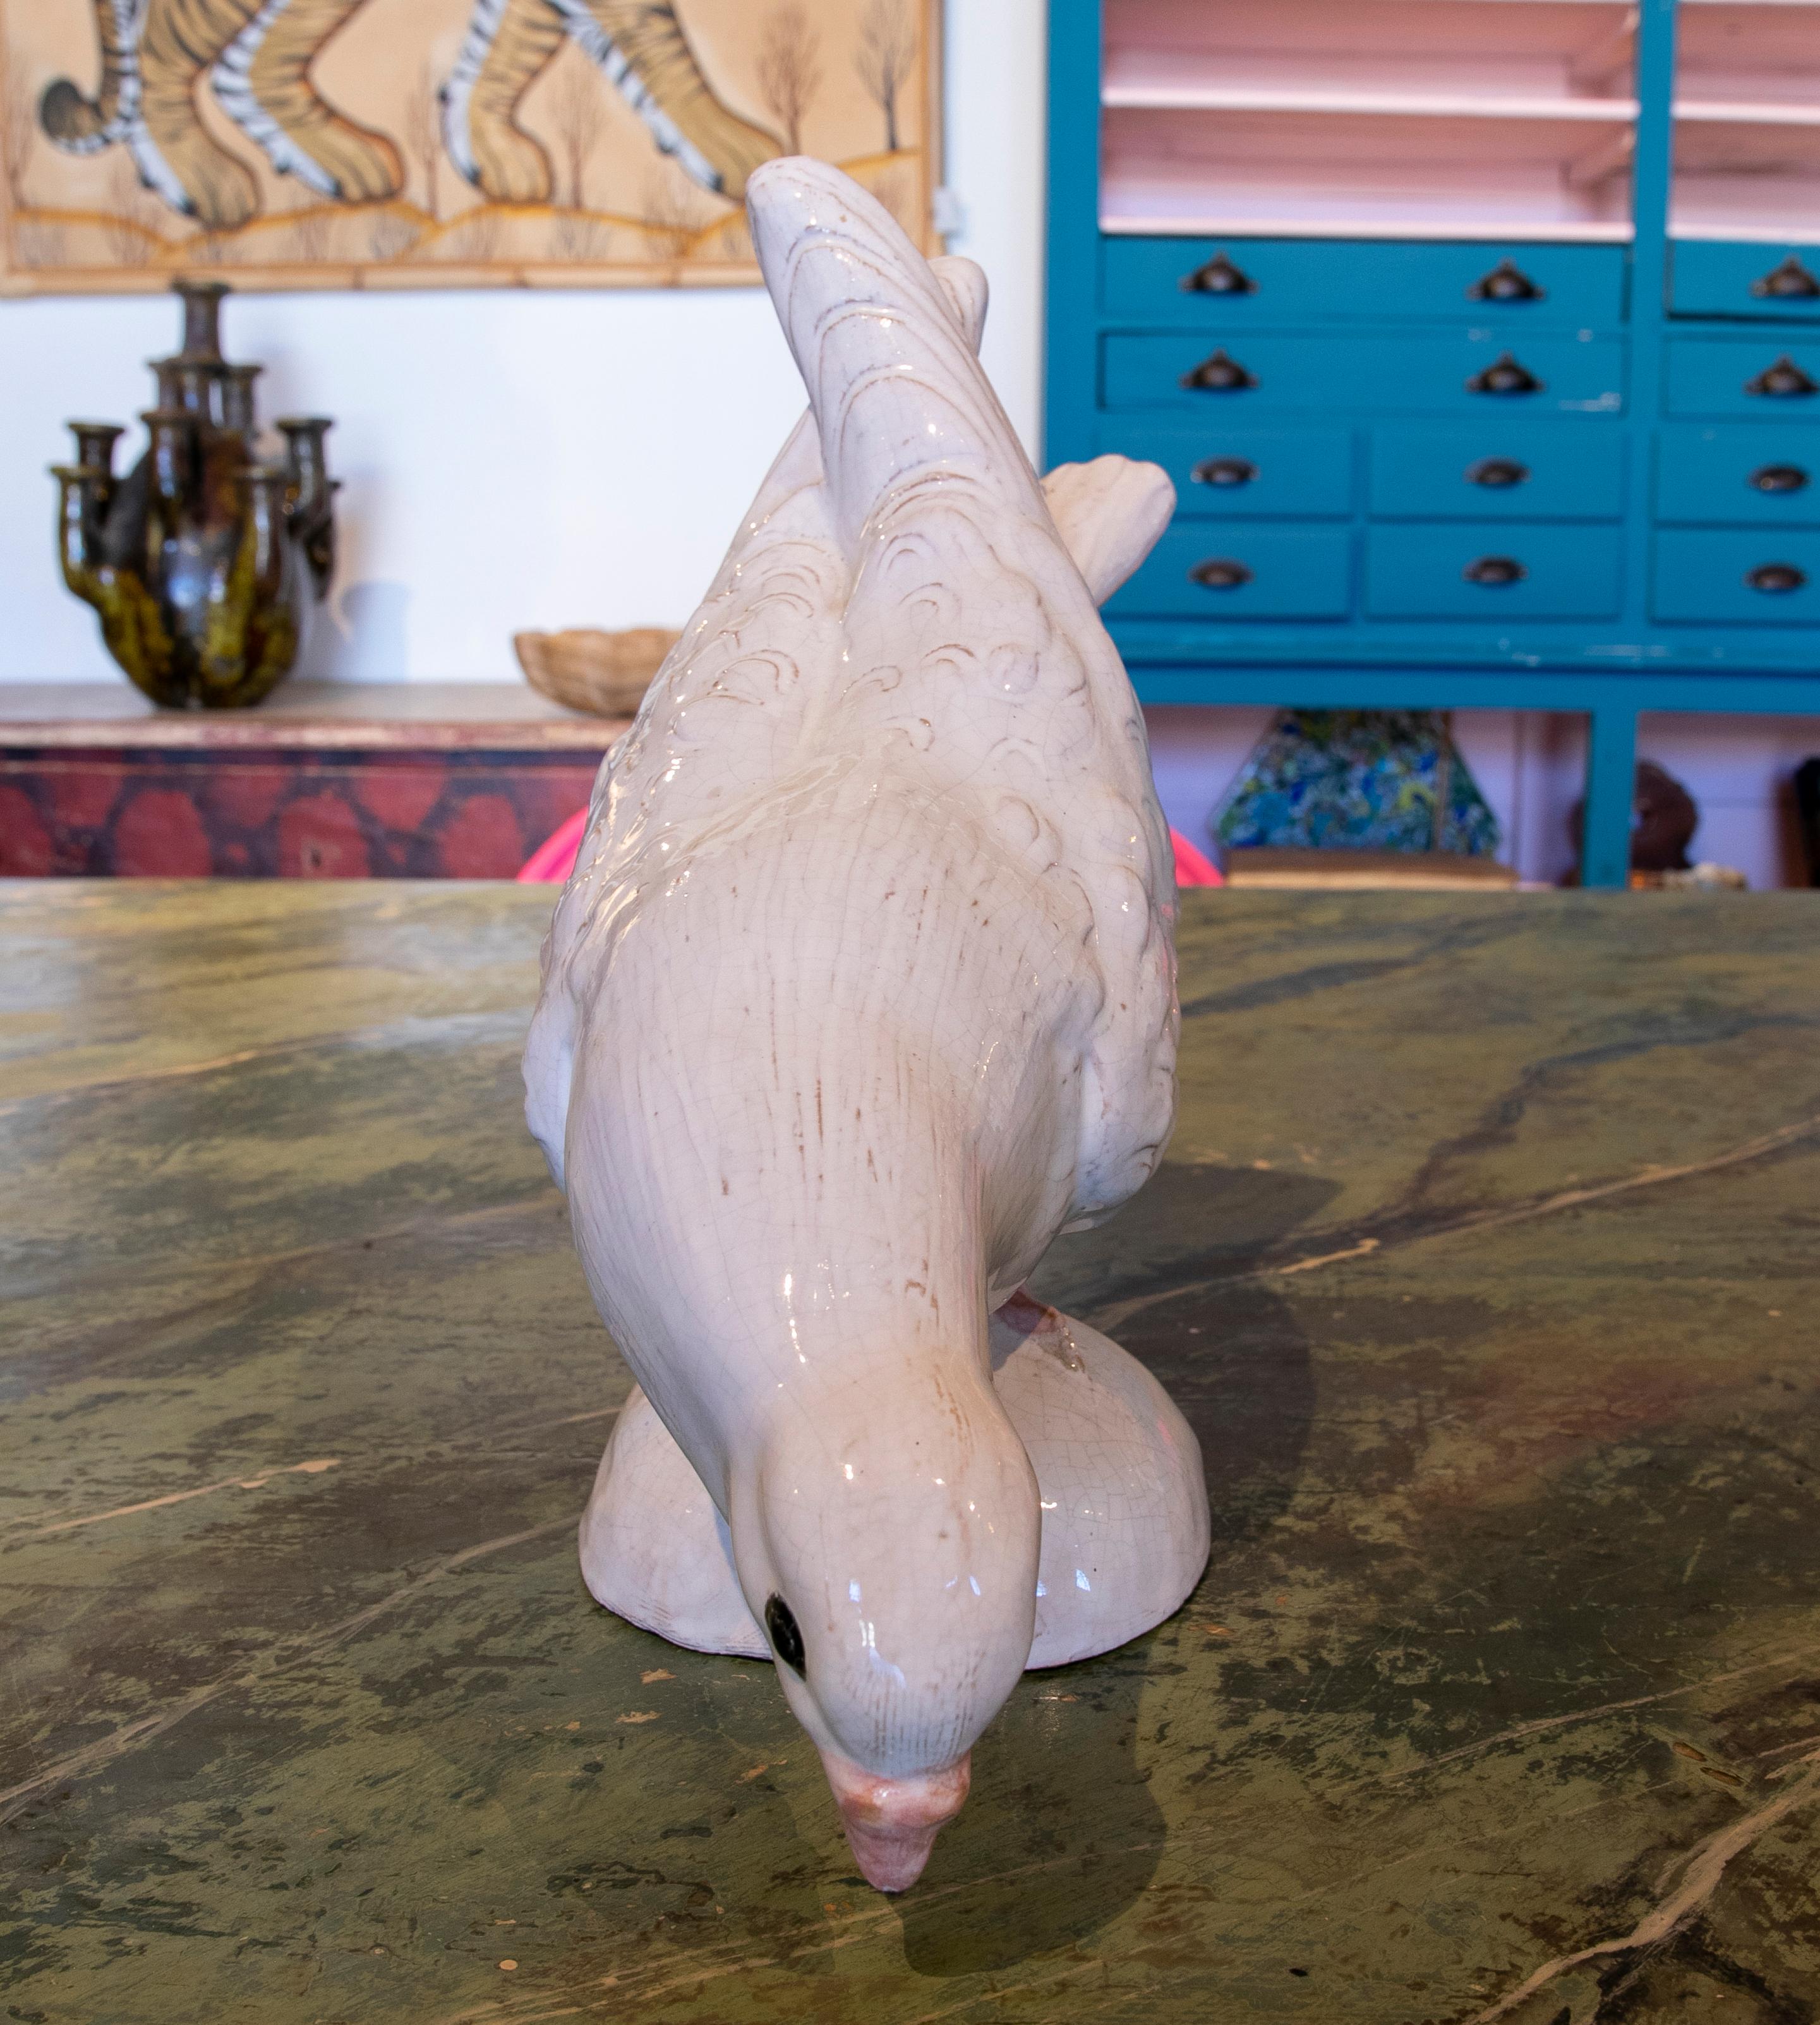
left=1466, top=352, right=1543, bottom=396
left=1747, top=562, right=1806, bottom=592
left=1181, top=250, right=1256, bottom=296
left=1191, top=454, right=1258, bottom=487
left=1749, top=462, right=1809, bottom=493
left=1467, top=257, right=1545, bottom=303
left=1752, top=255, right=1820, bottom=299
left=1180, top=348, right=1257, bottom=392
left=1464, top=555, right=1526, bottom=586
left=1189, top=558, right=1253, bottom=590
left=1466, top=456, right=1531, bottom=488
left=1745, top=355, right=1819, bottom=398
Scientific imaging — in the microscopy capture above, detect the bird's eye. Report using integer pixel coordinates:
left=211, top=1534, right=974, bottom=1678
left=765, top=1593, right=806, bottom=1677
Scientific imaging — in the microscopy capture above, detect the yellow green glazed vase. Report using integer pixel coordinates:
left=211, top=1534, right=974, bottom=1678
left=51, top=279, right=337, bottom=711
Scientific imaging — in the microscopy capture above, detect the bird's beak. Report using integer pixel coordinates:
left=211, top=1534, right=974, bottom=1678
left=817, top=1747, right=973, bottom=1892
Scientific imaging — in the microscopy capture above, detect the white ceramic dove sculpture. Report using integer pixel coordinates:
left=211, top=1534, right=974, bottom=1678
left=524, top=159, right=1209, bottom=1893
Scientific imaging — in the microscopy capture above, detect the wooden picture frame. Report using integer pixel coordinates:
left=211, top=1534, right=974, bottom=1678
left=0, top=0, right=941, bottom=296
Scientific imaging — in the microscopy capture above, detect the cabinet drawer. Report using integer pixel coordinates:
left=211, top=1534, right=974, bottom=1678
left=1670, top=242, right=1820, bottom=324
left=1102, top=331, right=1625, bottom=416
left=1097, top=423, right=1354, bottom=518
left=1651, top=529, right=1820, bottom=624
left=1369, top=424, right=1626, bottom=521
left=1664, top=335, right=1820, bottom=417
left=1107, top=525, right=1353, bottom=620
left=1656, top=426, right=1820, bottom=526
left=1103, top=239, right=1625, bottom=327
left=1364, top=524, right=1622, bottom=619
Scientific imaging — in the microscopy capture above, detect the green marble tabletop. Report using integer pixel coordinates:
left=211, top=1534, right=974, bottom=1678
left=3, top=882, right=1817, bottom=2025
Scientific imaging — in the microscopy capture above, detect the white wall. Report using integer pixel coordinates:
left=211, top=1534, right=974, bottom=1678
left=1636, top=713, right=1820, bottom=888
left=0, top=0, right=1048, bottom=686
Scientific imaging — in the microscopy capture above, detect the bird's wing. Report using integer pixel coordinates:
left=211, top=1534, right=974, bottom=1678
left=536, top=162, right=1176, bottom=1221
left=747, top=160, right=1178, bottom=1217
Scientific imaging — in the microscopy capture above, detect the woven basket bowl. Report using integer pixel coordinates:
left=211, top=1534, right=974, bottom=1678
left=514, top=627, right=679, bottom=717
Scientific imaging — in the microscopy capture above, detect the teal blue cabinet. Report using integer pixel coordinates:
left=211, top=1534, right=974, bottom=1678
left=1366, top=526, right=1625, bottom=621
left=1671, top=243, right=1820, bottom=323
left=1369, top=425, right=1628, bottom=521
left=1109, top=526, right=1354, bottom=620
left=1047, top=0, right=1820, bottom=886
left=1656, top=427, right=1820, bottom=526
left=1102, top=332, right=1627, bottom=418
left=1102, top=239, right=1628, bottom=328
left=1653, top=530, right=1820, bottom=624
left=1102, top=424, right=1355, bottom=519
left=1665, top=335, right=1820, bottom=417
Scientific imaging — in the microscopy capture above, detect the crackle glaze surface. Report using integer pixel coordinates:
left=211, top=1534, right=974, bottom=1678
left=522, top=160, right=1191, bottom=1882
left=5, top=882, right=1820, bottom=2020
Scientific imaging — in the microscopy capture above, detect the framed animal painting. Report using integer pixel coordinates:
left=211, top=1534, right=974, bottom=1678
left=0, top=0, right=940, bottom=293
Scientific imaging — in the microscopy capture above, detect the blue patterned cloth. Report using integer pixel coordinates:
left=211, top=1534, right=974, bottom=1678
left=1213, top=710, right=1502, bottom=858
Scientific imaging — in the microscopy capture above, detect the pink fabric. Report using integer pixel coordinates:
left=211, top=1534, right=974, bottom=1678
left=516, top=807, right=589, bottom=883
left=519, top=808, right=1225, bottom=890
left=1171, top=830, right=1224, bottom=886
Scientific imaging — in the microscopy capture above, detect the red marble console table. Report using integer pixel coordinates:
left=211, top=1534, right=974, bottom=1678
left=0, top=684, right=627, bottom=879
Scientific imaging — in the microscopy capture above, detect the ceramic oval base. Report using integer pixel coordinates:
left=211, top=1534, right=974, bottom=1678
left=579, top=1296, right=1209, bottom=1671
